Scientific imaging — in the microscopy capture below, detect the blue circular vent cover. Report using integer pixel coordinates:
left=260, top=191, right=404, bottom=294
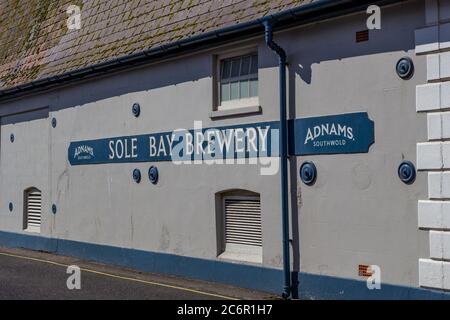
left=300, top=161, right=317, bottom=186
left=398, top=161, right=416, bottom=184
left=148, top=166, right=159, bottom=184
left=396, top=57, right=414, bottom=79
left=132, top=103, right=141, bottom=117
left=132, top=168, right=142, bottom=183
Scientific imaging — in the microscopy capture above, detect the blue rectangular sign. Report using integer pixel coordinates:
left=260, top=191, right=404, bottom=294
left=68, top=112, right=374, bottom=165
left=289, top=112, right=375, bottom=156
left=69, top=122, right=280, bottom=165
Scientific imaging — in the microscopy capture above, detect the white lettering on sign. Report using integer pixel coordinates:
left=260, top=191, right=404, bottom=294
left=247, top=127, right=258, bottom=153
left=158, top=137, right=167, bottom=157
left=257, top=126, right=270, bottom=153
left=304, top=123, right=353, bottom=144
left=235, top=128, right=245, bottom=153
left=149, top=136, right=157, bottom=157
left=108, top=138, right=138, bottom=160
left=74, top=145, right=94, bottom=160
left=169, top=123, right=275, bottom=164
left=217, top=129, right=234, bottom=155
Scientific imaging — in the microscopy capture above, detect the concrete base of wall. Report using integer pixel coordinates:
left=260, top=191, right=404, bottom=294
left=0, top=230, right=449, bottom=300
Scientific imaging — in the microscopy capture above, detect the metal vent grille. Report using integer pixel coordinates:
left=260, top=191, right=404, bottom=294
left=356, top=30, right=369, bottom=42
left=26, top=189, right=42, bottom=232
left=224, top=197, right=262, bottom=247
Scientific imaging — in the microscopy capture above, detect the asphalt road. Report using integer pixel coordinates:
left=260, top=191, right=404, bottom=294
left=0, top=247, right=270, bottom=300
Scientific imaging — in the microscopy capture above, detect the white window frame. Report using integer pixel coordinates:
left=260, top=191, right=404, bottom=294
left=218, top=195, right=262, bottom=264
left=215, top=48, right=260, bottom=112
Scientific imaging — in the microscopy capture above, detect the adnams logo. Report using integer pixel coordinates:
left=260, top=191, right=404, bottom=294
left=74, top=145, right=94, bottom=160
left=304, top=122, right=354, bottom=147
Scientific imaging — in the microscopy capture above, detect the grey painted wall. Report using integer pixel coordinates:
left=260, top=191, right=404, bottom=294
left=0, top=0, right=427, bottom=288
left=288, top=0, right=428, bottom=288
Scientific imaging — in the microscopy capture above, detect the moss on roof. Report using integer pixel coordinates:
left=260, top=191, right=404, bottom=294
left=0, top=0, right=313, bottom=90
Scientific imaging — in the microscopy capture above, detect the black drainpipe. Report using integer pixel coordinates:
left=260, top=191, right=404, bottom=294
left=263, top=20, right=291, bottom=299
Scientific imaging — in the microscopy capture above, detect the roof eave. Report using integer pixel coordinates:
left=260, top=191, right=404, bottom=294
left=0, top=0, right=405, bottom=102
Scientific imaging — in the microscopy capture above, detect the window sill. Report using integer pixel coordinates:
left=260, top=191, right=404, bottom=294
left=210, top=105, right=261, bottom=119
left=218, top=244, right=262, bottom=264
left=24, top=227, right=40, bottom=233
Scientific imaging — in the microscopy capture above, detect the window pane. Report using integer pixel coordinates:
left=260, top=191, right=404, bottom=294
left=221, top=82, right=230, bottom=102
left=250, top=79, right=258, bottom=97
left=230, top=59, right=241, bottom=78
left=240, top=56, right=250, bottom=76
left=250, top=55, right=258, bottom=75
left=221, top=60, right=231, bottom=79
left=219, top=54, right=258, bottom=104
left=230, top=81, right=239, bottom=100
left=240, top=80, right=249, bottom=98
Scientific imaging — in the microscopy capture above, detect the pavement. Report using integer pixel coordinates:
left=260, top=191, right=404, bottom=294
left=0, top=246, right=275, bottom=300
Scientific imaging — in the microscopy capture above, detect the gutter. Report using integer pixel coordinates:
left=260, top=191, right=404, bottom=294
left=0, top=0, right=404, bottom=101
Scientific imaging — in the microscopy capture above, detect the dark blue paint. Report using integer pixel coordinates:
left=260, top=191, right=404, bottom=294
left=298, top=273, right=450, bottom=300
left=289, top=112, right=375, bottom=156
left=0, top=230, right=449, bottom=299
left=0, top=230, right=281, bottom=294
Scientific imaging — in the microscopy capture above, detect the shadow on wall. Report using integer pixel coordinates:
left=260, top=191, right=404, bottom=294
left=0, top=107, right=49, bottom=125
left=0, top=51, right=213, bottom=117
left=280, top=1, right=419, bottom=85
left=53, top=52, right=213, bottom=112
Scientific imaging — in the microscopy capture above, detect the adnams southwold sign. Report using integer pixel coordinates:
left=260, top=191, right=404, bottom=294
left=68, top=112, right=374, bottom=165
left=291, top=112, right=374, bottom=156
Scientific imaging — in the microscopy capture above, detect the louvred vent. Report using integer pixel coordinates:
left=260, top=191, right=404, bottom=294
left=25, top=188, right=42, bottom=232
left=225, top=198, right=262, bottom=247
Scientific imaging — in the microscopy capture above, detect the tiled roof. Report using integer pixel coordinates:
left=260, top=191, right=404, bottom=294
left=0, top=0, right=314, bottom=91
